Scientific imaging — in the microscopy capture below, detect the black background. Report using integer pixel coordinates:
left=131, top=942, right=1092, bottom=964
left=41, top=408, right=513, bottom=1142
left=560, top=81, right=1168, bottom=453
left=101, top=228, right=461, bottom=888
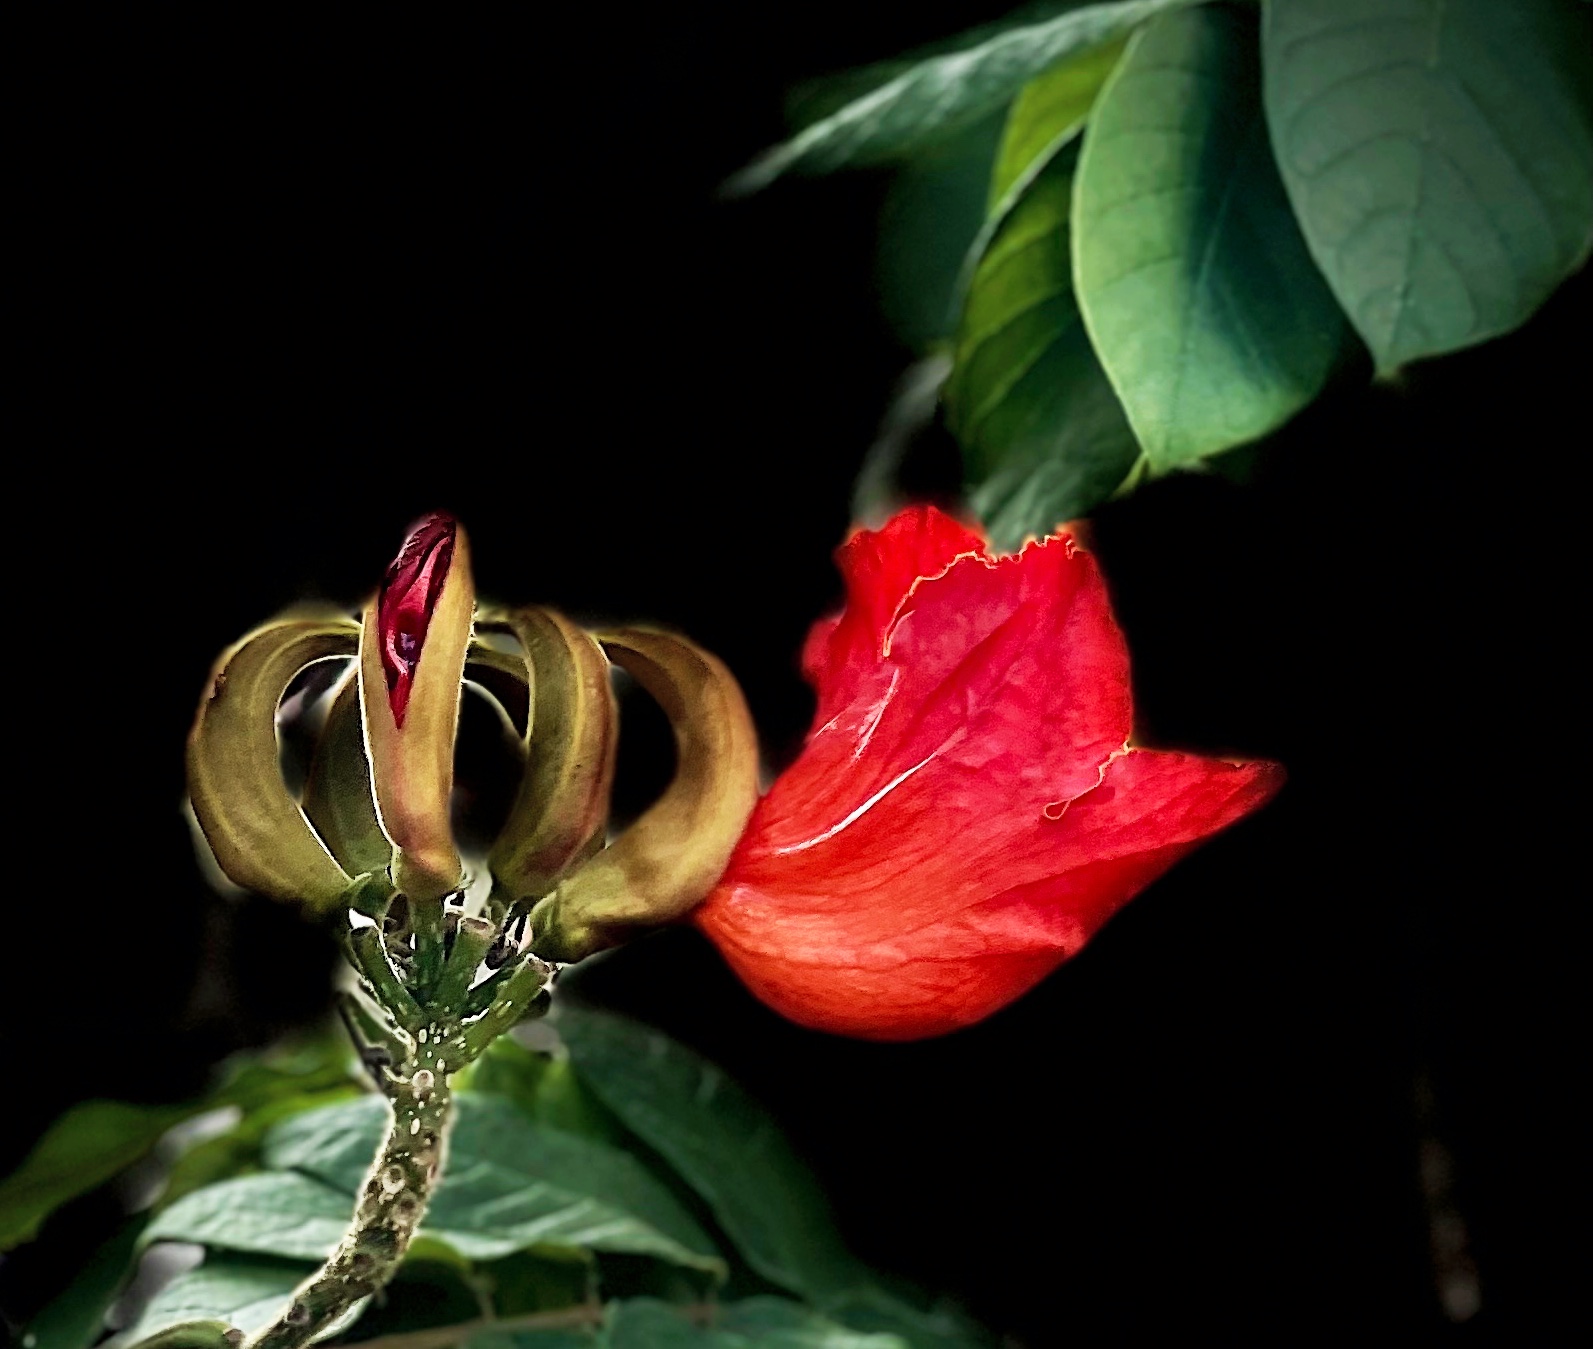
left=8, top=5, right=1584, bottom=1343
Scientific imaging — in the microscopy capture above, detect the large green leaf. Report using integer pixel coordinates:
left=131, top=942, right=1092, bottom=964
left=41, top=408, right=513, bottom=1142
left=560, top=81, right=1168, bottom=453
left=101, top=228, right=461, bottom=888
left=1073, top=5, right=1351, bottom=468
left=143, top=1171, right=355, bottom=1261
left=262, top=1094, right=725, bottom=1274
left=1263, top=0, right=1593, bottom=372
left=726, top=0, right=1190, bottom=193
left=0, top=1102, right=190, bottom=1250
left=553, top=1008, right=860, bottom=1303
left=116, top=1255, right=366, bottom=1343
left=945, top=148, right=1141, bottom=549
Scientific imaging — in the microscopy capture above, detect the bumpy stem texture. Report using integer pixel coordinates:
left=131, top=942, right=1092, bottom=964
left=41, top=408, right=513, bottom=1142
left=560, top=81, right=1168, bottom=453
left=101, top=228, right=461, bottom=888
left=246, top=1059, right=456, bottom=1349
left=242, top=892, right=549, bottom=1349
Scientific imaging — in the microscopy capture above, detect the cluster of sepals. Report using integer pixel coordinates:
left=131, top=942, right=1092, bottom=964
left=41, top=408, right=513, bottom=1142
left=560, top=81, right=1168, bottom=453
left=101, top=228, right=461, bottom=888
left=180, top=515, right=759, bottom=1347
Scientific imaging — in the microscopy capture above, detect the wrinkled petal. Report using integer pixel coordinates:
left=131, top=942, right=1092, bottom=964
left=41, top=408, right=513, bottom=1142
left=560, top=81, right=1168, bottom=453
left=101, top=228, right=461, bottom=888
left=694, top=505, right=1282, bottom=1040
left=699, top=750, right=1281, bottom=1039
left=801, top=505, right=985, bottom=723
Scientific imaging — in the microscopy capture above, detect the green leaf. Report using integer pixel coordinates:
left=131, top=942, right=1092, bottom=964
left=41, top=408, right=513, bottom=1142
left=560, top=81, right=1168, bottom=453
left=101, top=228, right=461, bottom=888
left=945, top=148, right=1141, bottom=548
left=987, top=35, right=1129, bottom=217
left=23, top=1219, right=143, bottom=1349
left=465, top=1329, right=600, bottom=1349
left=116, top=1255, right=366, bottom=1343
left=726, top=0, right=1192, bottom=193
left=876, top=115, right=1004, bottom=349
left=156, top=1086, right=359, bottom=1209
left=785, top=1, right=1108, bottom=130
left=552, top=1008, right=859, bottom=1304
left=1262, top=0, right=1593, bottom=371
left=819, top=1288, right=994, bottom=1349
left=602, top=1297, right=908, bottom=1348
left=458, top=1034, right=627, bottom=1145
left=1073, top=5, right=1351, bottom=468
left=0, top=1101, right=191, bottom=1250
left=143, top=1171, right=355, bottom=1261
left=262, top=1094, right=725, bottom=1274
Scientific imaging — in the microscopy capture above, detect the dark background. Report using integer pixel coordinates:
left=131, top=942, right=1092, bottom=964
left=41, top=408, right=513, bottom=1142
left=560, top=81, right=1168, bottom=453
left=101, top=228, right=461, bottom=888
left=9, top=5, right=1584, bottom=1343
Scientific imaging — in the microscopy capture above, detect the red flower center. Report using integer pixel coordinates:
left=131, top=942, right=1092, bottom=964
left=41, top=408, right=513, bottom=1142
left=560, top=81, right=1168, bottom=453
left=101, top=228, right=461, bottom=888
left=377, top=513, right=456, bottom=727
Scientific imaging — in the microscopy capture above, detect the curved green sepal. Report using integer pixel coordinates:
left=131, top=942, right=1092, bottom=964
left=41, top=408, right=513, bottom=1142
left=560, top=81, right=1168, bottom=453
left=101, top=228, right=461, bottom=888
left=486, top=607, right=618, bottom=901
left=301, top=673, right=390, bottom=879
left=186, top=617, right=357, bottom=912
left=531, top=628, right=759, bottom=963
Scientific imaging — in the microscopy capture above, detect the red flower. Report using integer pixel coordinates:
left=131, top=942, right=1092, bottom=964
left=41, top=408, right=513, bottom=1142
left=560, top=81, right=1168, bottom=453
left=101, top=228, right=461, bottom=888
left=692, top=506, right=1283, bottom=1040
left=377, top=511, right=458, bottom=728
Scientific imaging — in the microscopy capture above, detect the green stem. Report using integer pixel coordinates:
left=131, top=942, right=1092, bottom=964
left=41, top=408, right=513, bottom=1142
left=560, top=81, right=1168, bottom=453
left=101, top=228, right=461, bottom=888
left=245, top=906, right=551, bottom=1349
left=245, top=1064, right=455, bottom=1349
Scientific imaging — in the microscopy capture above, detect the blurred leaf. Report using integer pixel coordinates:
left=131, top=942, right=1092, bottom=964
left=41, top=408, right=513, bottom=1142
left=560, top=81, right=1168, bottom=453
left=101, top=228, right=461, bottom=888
left=850, top=356, right=953, bottom=528
left=726, top=0, right=1191, bottom=193
left=553, top=1008, right=860, bottom=1303
left=785, top=1, right=1100, bottom=129
left=156, top=1087, right=358, bottom=1209
left=262, top=1094, right=725, bottom=1274
left=458, top=1034, right=627, bottom=1145
left=602, top=1297, right=906, bottom=1348
left=946, top=148, right=1140, bottom=548
left=466, top=1329, right=599, bottom=1349
left=0, top=1024, right=363, bottom=1251
left=1263, top=0, right=1593, bottom=372
left=212, top=1029, right=363, bottom=1112
left=116, top=1255, right=365, bottom=1343
left=876, top=115, right=1004, bottom=349
left=23, top=1218, right=144, bottom=1349
left=1073, top=5, right=1350, bottom=467
left=480, top=1248, right=594, bottom=1316
left=332, top=1256, right=488, bottom=1339
left=0, top=1102, right=190, bottom=1250
left=819, top=1287, right=994, bottom=1349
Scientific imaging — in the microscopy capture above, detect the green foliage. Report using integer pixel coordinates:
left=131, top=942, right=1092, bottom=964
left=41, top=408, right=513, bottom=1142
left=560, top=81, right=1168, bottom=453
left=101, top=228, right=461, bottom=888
left=253, top=1093, right=727, bottom=1272
left=726, top=0, right=1190, bottom=193
left=875, top=116, right=1005, bottom=349
left=552, top=1007, right=861, bottom=1303
left=599, top=1297, right=908, bottom=1348
left=22, top=1220, right=144, bottom=1349
left=987, top=35, right=1128, bottom=219
left=1072, top=5, right=1351, bottom=467
left=735, top=0, right=1593, bottom=543
left=26, top=1013, right=989, bottom=1346
left=117, top=1257, right=368, bottom=1343
left=946, top=148, right=1141, bottom=551
left=0, top=1025, right=363, bottom=1251
left=0, top=1102, right=191, bottom=1251
left=1263, top=0, right=1593, bottom=372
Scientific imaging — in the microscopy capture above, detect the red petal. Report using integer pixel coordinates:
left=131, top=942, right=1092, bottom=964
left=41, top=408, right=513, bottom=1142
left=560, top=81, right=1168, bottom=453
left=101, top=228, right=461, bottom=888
left=377, top=512, right=456, bottom=727
left=697, top=750, right=1281, bottom=1039
left=753, top=527, right=1134, bottom=894
left=695, top=503, right=1283, bottom=1040
left=800, top=505, right=985, bottom=723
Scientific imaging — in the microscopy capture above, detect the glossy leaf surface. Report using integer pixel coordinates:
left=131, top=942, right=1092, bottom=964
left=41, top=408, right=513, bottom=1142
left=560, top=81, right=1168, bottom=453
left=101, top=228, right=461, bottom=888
left=1073, top=6, right=1350, bottom=466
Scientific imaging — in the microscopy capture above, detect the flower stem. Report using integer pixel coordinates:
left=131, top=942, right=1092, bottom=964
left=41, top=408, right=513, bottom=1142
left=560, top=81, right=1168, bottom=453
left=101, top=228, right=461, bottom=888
left=242, top=885, right=550, bottom=1349
left=245, top=1062, right=454, bottom=1349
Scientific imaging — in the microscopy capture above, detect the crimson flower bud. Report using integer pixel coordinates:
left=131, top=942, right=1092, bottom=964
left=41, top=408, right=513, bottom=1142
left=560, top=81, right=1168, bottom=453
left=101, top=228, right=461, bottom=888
left=359, top=512, right=475, bottom=903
